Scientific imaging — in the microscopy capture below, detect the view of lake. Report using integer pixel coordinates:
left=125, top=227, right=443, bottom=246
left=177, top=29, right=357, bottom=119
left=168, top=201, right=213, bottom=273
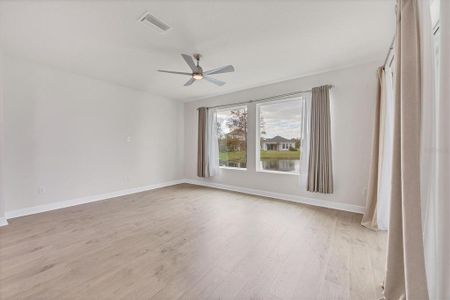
left=260, top=159, right=300, bottom=173
left=216, top=98, right=304, bottom=173
left=220, top=160, right=246, bottom=168
left=219, top=159, right=300, bottom=173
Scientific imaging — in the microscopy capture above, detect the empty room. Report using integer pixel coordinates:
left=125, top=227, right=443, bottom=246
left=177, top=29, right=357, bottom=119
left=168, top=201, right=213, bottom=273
left=0, top=0, right=448, bottom=299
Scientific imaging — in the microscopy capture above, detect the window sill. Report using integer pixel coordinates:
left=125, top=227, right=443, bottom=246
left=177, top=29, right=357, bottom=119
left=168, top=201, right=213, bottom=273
left=219, top=166, right=248, bottom=171
left=256, top=169, right=303, bottom=176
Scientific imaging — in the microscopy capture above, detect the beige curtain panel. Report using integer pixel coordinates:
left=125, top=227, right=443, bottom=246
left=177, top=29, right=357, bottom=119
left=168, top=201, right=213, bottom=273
left=361, top=67, right=384, bottom=230
left=383, top=0, right=429, bottom=299
left=307, top=85, right=334, bottom=194
left=197, top=107, right=207, bottom=178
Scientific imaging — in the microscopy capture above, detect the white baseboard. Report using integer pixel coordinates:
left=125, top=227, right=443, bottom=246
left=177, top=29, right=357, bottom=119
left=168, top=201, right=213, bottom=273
left=0, top=217, right=8, bottom=227
left=5, top=179, right=185, bottom=220
left=3, top=178, right=363, bottom=225
left=184, top=178, right=365, bottom=214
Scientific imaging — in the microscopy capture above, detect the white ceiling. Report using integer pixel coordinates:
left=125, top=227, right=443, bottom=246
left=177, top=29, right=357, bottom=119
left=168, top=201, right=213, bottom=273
left=0, top=1, right=395, bottom=101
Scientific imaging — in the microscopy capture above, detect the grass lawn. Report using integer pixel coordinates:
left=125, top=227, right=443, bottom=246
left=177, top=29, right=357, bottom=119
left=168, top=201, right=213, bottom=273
left=219, top=151, right=246, bottom=161
left=219, top=150, right=300, bottom=161
left=260, top=150, right=300, bottom=159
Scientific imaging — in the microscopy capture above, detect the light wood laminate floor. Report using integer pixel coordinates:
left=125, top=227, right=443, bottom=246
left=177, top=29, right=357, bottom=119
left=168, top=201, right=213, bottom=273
left=0, top=184, right=386, bottom=299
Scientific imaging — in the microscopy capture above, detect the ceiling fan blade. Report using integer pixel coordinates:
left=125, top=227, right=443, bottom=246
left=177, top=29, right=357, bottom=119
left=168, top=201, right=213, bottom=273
left=204, top=76, right=226, bottom=86
left=158, top=70, right=192, bottom=75
left=184, top=77, right=196, bottom=86
left=181, top=54, right=197, bottom=71
left=204, top=65, right=235, bottom=76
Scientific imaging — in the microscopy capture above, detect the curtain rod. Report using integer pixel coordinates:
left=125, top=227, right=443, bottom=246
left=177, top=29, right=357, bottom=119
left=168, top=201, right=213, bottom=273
left=198, top=85, right=333, bottom=110
left=383, top=34, right=396, bottom=67
left=383, top=3, right=398, bottom=68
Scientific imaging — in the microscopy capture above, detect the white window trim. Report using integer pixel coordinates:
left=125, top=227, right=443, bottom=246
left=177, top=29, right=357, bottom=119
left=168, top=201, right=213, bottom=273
left=255, top=169, right=298, bottom=176
left=219, top=166, right=248, bottom=171
left=255, top=95, right=310, bottom=175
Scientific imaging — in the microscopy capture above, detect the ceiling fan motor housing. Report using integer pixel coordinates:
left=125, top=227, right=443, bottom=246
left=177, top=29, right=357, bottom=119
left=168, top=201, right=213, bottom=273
left=194, top=66, right=203, bottom=76
left=193, top=54, right=203, bottom=76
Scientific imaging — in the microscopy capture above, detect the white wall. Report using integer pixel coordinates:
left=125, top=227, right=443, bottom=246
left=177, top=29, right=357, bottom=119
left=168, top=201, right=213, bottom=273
left=184, top=62, right=378, bottom=211
left=2, top=55, right=184, bottom=213
left=2, top=57, right=377, bottom=217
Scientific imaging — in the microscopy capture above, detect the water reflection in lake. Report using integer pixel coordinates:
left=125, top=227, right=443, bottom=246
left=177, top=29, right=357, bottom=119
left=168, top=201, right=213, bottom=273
left=220, top=161, right=247, bottom=168
left=219, top=159, right=300, bottom=172
left=260, top=159, right=300, bottom=173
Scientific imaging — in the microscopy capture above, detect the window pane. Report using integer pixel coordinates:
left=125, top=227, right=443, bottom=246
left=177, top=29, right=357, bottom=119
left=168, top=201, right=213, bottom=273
left=258, top=98, right=305, bottom=173
left=217, top=106, right=247, bottom=168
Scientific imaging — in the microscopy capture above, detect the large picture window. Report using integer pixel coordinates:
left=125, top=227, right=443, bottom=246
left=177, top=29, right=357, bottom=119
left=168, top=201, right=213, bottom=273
left=256, top=96, right=308, bottom=174
left=216, top=106, right=247, bottom=169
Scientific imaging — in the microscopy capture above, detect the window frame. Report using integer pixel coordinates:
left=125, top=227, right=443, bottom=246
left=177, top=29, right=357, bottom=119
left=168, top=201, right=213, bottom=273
left=215, top=105, right=248, bottom=170
left=255, top=95, right=309, bottom=176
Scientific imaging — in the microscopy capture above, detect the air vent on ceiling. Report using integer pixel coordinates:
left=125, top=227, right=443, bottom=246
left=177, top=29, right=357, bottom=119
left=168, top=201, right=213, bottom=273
left=138, top=11, right=171, bottom=32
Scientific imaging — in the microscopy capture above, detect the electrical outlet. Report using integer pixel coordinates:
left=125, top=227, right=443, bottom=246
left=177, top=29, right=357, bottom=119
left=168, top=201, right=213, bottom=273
left=126, top=136, right=132, bottom=143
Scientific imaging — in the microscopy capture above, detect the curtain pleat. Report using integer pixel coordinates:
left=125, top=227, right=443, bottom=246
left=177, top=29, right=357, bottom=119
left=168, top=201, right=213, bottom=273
left=434, top=1, right=450, bottom=296
left=307, top=85, right=333, bottom=194
left=435, top=1, right=450, bottom=298
left=362, top=67, right=393, bottom=231
left=421, top=0, right=450, bottom=298
left=361, top=67, right=383, bottom=230
left=198, top=107, right=219, bottom=178
left=377, top=68, right=395, bottom=230
left=197, top=107, right=207, bottom=177
left=383, top=0, right=429, bottom=298
left=205, top=109, right=219, bottom=177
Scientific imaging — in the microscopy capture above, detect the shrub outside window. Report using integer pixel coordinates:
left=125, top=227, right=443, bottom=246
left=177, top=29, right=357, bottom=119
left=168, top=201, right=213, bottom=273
left=216, top=106, right=247, bottom=169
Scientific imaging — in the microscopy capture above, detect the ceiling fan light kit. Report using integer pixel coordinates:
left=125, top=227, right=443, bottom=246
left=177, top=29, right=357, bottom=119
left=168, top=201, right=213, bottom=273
left=158, top=53, right=235, bottom=87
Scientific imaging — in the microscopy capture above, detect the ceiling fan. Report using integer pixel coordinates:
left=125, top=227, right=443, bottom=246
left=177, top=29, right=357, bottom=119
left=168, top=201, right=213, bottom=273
left=158, top=54, right=235, bottom=86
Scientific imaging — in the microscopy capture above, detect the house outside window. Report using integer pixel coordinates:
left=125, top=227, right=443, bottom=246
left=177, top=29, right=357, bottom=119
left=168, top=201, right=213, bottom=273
left=256, top=96, right=309, bottom=174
